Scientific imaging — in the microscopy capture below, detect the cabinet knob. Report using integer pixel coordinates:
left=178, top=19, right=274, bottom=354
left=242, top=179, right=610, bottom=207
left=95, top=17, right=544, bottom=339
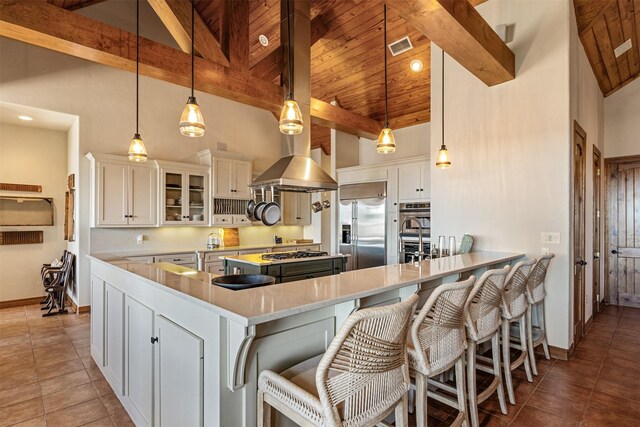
left=416, top=189, right=419, bottom=192
left=420, top=188, right=424, bottom=192
left=150, top=337, right=158, bottom=344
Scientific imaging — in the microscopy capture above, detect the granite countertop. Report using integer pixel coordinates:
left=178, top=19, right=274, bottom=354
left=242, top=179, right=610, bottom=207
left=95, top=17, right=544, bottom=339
left=221, top=252, right=349, bottom=266
left=89, top=252, right=523, bottom=326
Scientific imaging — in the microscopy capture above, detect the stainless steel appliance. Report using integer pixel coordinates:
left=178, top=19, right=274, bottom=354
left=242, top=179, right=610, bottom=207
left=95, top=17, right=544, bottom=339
left=339, top=182, right=386, bottom=270
left=261, top=250, right=328, bottom=260
left=398, top=202, right=431, bottom=263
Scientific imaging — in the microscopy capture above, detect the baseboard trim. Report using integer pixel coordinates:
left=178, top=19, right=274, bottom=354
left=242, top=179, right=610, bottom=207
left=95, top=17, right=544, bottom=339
left=598, top=300, right=606, bottom=312
left=585, top=315, right=594, bottom=333
left=549, top=343, right=574, bottom=361
left=65, top=296, right=90, bottom=314
left=0, top=296, right=43, bottom=309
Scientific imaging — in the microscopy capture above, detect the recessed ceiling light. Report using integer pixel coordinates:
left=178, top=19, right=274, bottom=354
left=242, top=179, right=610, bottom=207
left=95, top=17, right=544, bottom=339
left=410, top=59, right=423, bottom=72
left=18, top=115, right=33, bottom=121
left=259, top=35, right=269, bottom=47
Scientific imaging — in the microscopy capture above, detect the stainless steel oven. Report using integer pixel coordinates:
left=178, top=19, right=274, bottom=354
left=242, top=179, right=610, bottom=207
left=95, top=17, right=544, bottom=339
left=399, top=203, right=431, bottom=236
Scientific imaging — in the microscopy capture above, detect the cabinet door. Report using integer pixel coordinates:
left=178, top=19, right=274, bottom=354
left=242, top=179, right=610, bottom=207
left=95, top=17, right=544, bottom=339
left=185, top=172, right=208, bottom=225
left=213, top=158, right=233, bottom=198
left=98, top=162, right=128, bottom=226
left=105, top=283, right=125, bottom=394
left=154, top=316, right=204, bottom=427
left=233, top=160, right=252, bottom=199
left=398, top=163, right=421, bottom=202
left=387, top=212, right=398, bottom=265
left=420, top=163, right=431, bottom=200
left=125, top=297, right=154, bottom=427
left=161, top=170, right=185, bottom=225
left=129, top=165, right=157, bottom=226
left=205, top=262, right=225, bottom=275
left=90, top=275, right=105, bottom=366
left=282, top=192, right=297, bottom=225
left=297, top=193, right=312, bottom=226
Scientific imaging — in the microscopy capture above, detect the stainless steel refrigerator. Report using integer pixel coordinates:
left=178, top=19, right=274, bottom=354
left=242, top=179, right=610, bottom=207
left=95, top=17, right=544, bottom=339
left=338, top=182, right=386, bottom=270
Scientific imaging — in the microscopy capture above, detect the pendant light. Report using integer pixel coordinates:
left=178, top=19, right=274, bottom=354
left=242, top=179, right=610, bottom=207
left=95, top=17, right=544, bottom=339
left=377, top=4, right=396, bottom=154
left=436, top=50, right=451, bottom=169
left=179, top=0, right=205, bottom=137
left=128, top=0, right=147, bottom=162
left=279, top=0, right=303, bottom=135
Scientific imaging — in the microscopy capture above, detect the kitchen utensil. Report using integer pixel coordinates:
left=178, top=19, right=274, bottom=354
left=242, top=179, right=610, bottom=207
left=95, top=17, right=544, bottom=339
left=211, top=274, right=276, bottom=290
left=261, top=186, right=281, bottom=226
left=438, top=236, right=446, bottom=257
left=312, top=201, right=323, bottom=213
left=254, top=187, right=267, bottom=223
left=246, top=188, right=257, bottom=221
left=448, top=236, right=456, bottom=256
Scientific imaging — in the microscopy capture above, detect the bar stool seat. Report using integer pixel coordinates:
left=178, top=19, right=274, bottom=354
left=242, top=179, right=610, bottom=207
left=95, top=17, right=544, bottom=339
left=258, top=295, right=419, bottom=427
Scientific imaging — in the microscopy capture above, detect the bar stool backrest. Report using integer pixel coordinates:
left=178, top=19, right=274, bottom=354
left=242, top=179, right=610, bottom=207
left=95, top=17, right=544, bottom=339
left=526, top=254, right=555, bottom=304
left=410, top=276, right=476, bottom=376
left=465, top=266, right=511, bottom=342
left=502, top=259, right=536, bottom=319
left=315, top=294, right=419, bottom=427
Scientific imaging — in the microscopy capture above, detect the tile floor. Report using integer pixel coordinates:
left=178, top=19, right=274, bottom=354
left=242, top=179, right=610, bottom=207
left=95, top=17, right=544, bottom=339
left=0, top=304, right=134, bottom=427
left=0, top=304, right=637, bottom=426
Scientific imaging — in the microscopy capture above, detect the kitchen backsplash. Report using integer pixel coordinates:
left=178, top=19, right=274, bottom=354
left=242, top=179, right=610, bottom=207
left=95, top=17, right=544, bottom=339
left=90, top=225, right=306, bottom=253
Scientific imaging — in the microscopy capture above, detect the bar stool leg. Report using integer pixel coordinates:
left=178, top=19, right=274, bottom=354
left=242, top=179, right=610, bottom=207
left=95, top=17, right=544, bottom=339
left=466, top=342, right=479, bottom=427
left=491, top=332, right=507, bottom=415
left=539, top=304, right=550, bottom=360
left=519, top=316, right=533, bottom=382
left=501, top=319, right=516, bottom=405
left=257, top=390, right=271, bottom=427
left=455, top=356, right=470, bottom=427
left=415, top=373, right=428, bottom=427
left=395, top=393, right=409, bottom=427
left=527, top=306, right=538, bottom=376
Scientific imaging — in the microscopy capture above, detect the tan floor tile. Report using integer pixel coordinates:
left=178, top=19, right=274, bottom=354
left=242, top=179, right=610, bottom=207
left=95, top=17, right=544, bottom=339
left=0, top=333, right=31, bottom=350
left=0, top=354, right=36, bottom=376
left=110, top=411, right=135, bottom=427
left=0, top=349, right=35, bottom=367
left=537, top=375, right=592, bottom=402
left=37, top=358, right=85, bottom=381
left=81, top=416, right=115, bottom=427
left=73, top=337, right=91, bottom=348
left=9, top=415, right=47, bottom=427
left=512, top=405, right=580, bottom=426
left=62, top=314, right=90, bottom=328
left=525, top=388, right=586, bottom=422
left=100, top=393, right=124, bottom=415
left=92, top=379, right=113, bottom=397
left=46, top=398, right=109, bottom=427
left=0, top=340, right=32, bottom=357
left=588, top=391, right=640, bottom=420
left=76, top=345, right=92, bottom=358
left=87, top=365, right=105, bottom=381
left=34, top=344, right=79, bottom=367
left=43, top=382, right=99, bottom=413
left=0, top=397, right=44, bottom=427
left=594, top=375, right=640, bottom=402
left=30, top=332, right=72, bottom=349
left=0, top=382, right=41, bottom=408
left=40, top=369, right=91, bottom=396
left=0, top=367, right=38, bottom=391
left=81, top=356, right=98, bottom=369
left=582, top=405, right=640, bottom=426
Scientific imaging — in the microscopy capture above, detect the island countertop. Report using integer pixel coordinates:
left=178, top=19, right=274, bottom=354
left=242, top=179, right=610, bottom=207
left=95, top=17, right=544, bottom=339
left=220, top=252, right=348, bottom=266
left=89, top=251, right=523, bottom=326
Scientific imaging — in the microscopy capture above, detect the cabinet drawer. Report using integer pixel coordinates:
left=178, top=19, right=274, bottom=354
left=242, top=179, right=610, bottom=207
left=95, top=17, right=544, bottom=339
left=155, top=253, right=196, bottom=264
left=205, top=251, right=238, bottom=262
left=279, top=259, right=335, bottom=277
left=205, top=262, right=226, bottom=275
left=125, top=256, right=155, bottom=264
left=232, top=215, right=251, bottom=226
left=213, top=215, right=233, bottom=225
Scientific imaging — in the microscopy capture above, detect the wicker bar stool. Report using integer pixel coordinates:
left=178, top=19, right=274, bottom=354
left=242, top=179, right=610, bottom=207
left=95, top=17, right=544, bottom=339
left=257, top=294, right=419, bottom=427
left=500, top=259, right=536, bottom=405
left=408, top=276, right=476, bottom=427
left=465, top=267, right=510, bottom=427
left=525, top=254, right=555, bottom=375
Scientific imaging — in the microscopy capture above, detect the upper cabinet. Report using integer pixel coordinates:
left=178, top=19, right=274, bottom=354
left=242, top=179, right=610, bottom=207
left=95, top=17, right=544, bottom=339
left=398, top=161, right=430, bottom=202
left=212, top=157, right=252, bottom=200
left=155, top=161, right=210, bottom=226
left=282, top=192, right=311, bottom=226
left=87, top=153, right=158, bottom=227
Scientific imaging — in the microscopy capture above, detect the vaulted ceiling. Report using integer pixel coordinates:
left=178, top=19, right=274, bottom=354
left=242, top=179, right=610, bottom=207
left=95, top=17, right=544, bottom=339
left=574, top=0, right=640, bottom=96
left=32, top=0, right=506, bottom=155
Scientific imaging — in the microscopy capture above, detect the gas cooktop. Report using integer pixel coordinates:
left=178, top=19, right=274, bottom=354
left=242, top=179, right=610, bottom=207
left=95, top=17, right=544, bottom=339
left=261, top=250, right=328, bottom=260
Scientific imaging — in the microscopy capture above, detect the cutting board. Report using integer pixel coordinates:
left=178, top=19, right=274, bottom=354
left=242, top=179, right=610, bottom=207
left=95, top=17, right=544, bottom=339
left=222, top=228, right=239, bottom=247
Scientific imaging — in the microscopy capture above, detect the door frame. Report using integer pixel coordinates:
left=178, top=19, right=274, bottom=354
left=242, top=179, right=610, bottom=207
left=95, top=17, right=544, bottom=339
left=592, top=146, right=601, bottom=315
left=604, top=154, right=640, bottom=305
left=572, top=121, right=586, bottom=344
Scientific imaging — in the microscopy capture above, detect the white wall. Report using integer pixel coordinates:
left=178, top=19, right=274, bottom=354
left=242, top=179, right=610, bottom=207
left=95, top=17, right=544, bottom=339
left=359, top=123, right=430, bottom=165
left=570, top=6, right=605, bottom=323
left=430, top=1, right=573, bottom=349
left=0, top=123, right=68, bottom=301
left=604, top=78, right=640, bottom=159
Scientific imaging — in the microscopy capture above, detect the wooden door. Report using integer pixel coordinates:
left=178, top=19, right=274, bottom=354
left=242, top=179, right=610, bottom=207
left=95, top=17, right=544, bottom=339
left=98, top=162, right=128, bottom=226
left=592, top=147, right=602, bottom=315
left=129, top=164, right=157, bottom=226
left=606, top=156, right=640, bottom=308
left=573, top=122, right=586, bottom=344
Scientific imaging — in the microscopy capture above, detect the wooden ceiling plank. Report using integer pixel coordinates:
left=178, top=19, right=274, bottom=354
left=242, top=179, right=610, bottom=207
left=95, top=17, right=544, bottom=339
left=220, top=0, right=250, bottom=72
left=605, top=4, right=631, bottom=83
left=389, top=0, right=515, bottom=86
left=619, top=0, right=640, bottom=77
left=579, top=28, right=612, bottom=93
left=147, top=0, right=230, bottom=66
left=575, top=0, right=617, bottom=35
left=593, top=16, right=623, bottom=88
left=387, top=110, right=430, bottom=130
left=310, top=98, right=381, bottom=139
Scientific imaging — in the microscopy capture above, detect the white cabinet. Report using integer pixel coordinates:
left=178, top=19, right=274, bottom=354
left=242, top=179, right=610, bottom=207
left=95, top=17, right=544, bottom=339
left=156, top=161, right=210, bottom=226
left=90, top=275, right=105, bottom=366
left=155, top=253, right=197, bottom=269
left=87, top=153, right=158, bottom=227
left=398, top=161, right=430, bottom=202
left=154, top=316, right=204, bottom=427
left=105, top=283, right=125, bottom=395
left=125, top=296, right=154, bottom=427
left=213, top=157, right=252, bottom=199
left=204, top=251, right=238, bottom=274
left=282, top=192, right=311, bottom=226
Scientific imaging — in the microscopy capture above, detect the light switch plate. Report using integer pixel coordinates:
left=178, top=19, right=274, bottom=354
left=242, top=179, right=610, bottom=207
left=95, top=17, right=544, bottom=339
left=541, top=232, right=560, bottom=244
left=541, top=247, right=550, bottom=255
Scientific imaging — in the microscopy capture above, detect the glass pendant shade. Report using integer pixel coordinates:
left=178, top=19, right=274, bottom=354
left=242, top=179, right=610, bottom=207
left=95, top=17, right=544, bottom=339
left=436, top=144, right=451, bottom=169
left=179, top=96, right=205, bottom=137
left=128, top=133, right=147, bottom=162
left=279, top=99, right=303, bottom=135
left=376, top=127, right=396, bottom=154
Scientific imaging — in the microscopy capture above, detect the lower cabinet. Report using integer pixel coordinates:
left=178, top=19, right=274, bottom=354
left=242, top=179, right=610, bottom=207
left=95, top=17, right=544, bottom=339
left=105, top=284, right=125, bottom=394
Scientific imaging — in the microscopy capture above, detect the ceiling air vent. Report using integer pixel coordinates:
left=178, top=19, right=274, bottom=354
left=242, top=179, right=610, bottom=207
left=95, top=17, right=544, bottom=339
left=614, top=39, right=632, bottom=58
left=388, top=36, right=413, bottom=56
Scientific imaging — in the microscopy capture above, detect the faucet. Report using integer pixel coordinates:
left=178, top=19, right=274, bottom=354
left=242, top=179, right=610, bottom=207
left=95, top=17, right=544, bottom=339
left=399, top=216, right=426, bottom=262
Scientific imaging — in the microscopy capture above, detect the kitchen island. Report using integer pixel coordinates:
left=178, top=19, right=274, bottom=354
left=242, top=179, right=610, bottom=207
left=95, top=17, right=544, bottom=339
left=88, top=251, right=522, bottom=427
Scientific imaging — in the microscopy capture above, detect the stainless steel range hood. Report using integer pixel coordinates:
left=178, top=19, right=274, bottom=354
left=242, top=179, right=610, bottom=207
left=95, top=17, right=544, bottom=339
left=251, top=0, right=337, bottom=193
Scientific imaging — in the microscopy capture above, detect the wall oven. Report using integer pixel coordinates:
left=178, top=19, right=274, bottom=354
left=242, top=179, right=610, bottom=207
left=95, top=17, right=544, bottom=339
left=398, top=202, right=431, bottom=263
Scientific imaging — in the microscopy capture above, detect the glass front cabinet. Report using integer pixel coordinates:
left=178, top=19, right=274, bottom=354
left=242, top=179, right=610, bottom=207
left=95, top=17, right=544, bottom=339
left=156, top=161, right=210, bottom=226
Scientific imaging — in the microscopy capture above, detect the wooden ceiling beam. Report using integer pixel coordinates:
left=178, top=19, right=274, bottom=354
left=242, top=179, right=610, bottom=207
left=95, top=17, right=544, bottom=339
left=147, top=0, right=230, bottom=66
left=47, top=0, right=108, bottom=11
left=0, top=0, right=380, bottom=139
left=388, top=0, right=515, bottom=86
left=220, top=0, right=249, bottom=72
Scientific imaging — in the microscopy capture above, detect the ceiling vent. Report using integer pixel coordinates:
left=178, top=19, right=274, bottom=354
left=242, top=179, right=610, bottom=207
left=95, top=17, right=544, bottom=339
left=614, top=39, right=632, bottom=58
left=388, top=36, right=413, bottom=56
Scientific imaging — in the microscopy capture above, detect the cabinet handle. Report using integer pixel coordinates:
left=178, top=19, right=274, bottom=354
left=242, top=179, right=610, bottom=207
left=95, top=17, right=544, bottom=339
left=150, top=337, right=158, bottom=344
left=416, top=189, right=419, bottom=192
left=420, top=188, right=424, bottom=192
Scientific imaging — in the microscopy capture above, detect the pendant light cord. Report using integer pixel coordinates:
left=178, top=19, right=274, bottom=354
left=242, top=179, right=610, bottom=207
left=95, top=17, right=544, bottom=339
left=286, top=0, right=293, bottom=99
left=191, top=0, right=195, bottom=98
left=442, top=50, right=445, bottom=147
left=383, top=4, right=388, bottom=128
left=136, top=0, right=139, bottom=134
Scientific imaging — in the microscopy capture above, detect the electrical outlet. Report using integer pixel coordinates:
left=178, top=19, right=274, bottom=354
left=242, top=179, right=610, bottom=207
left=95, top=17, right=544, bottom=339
left=541, top=247, right=550, bottom=255
left=136, top=234, right=144, bottom=245
left=541, top=232, right=560, bottom=244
